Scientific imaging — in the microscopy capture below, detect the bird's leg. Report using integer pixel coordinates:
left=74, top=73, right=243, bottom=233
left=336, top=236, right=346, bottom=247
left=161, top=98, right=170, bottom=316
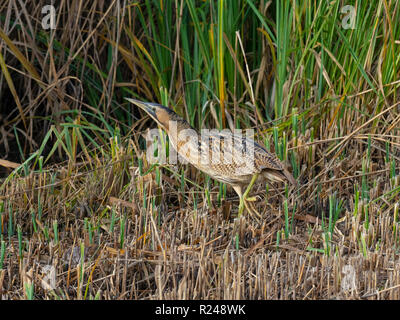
left=242, top=173, right=259, bottom=201
left=235, top=172, right=259, bottom=217
left=233, top=186, right=245, bottom=217
left=234, top=189, right=253, bottom=217
left=243, top=173, right=260, bottom=217
left=233, top=186, right=251, bottom=217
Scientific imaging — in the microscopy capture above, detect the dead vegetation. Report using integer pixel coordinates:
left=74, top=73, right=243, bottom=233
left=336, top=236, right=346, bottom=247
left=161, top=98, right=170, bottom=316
left=1, top=127, right=400, bottom=299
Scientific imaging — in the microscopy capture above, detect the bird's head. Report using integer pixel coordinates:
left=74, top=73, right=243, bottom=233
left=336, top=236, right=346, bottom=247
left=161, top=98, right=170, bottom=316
left=125, top=98, right=176, bottom=131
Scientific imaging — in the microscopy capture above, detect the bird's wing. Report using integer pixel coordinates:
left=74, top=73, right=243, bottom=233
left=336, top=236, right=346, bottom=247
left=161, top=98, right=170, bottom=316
left=174, top=130, right=287, bottom=180
left=175, top=129, right=296, bottom=186
left=226, top=133, right=284, bottom=171
left=183, top=131, right=255, bottom=179
left=251, top=140, right=284, bottom=171
left=202, top=131, right=276, bottom=177
left=237, top=136, right=297, bottom=186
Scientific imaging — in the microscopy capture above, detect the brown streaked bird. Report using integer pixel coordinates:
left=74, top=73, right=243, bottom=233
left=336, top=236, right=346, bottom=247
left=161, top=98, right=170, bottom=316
left=126, top=98, right=297, bottom=216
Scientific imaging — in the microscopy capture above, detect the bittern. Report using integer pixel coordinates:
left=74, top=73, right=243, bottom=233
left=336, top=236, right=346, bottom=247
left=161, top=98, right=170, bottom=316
left=126, top=98, right=297, bottom=216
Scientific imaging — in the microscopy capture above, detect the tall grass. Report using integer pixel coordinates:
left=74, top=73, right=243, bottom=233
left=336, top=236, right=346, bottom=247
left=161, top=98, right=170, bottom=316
left=1, top=1, right=398, bottom=165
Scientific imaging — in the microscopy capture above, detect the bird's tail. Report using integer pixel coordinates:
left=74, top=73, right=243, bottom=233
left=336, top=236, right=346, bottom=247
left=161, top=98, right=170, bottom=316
left=262, top=168, right=297, bottom=188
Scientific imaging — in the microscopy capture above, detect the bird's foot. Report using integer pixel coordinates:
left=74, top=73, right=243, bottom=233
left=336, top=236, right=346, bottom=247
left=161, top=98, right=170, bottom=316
left=245, top=196, right=257, bottom=202
left=238, top=195, right=261, bottom=217
left=247, top=201, right=263, bottom=219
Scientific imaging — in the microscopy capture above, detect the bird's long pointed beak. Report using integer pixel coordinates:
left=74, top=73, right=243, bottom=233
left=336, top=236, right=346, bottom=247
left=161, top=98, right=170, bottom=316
left=125, top=98, right=157, bottom=119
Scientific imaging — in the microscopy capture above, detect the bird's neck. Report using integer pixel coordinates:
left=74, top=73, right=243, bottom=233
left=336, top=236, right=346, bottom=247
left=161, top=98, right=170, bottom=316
left=164, top=118, right=195, bottom=135
left=164, top=118, right=197, bottom=152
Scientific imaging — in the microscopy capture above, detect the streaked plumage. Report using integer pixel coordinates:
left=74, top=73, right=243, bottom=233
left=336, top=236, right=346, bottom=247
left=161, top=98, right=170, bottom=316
left=126, top=98, right=297, bottom=215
